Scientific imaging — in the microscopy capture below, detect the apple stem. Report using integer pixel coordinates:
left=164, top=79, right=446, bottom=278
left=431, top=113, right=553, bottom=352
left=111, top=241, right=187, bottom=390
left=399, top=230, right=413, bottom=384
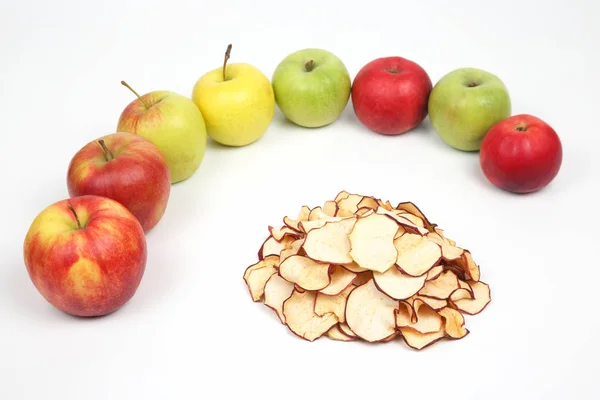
left=67, top=204, right=82, bottom=229
left=121, top=80, right=150, bottom=109
left=223, top=44, right=232, bottom=82
left=98, top=139, right=114, bottom=161
left=305, top=60, right=315, bottom=72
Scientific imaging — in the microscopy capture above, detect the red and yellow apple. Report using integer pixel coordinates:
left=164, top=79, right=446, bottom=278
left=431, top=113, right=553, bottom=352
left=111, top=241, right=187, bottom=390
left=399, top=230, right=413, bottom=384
left=23, top=195, right=147, bottom=317
left=352, top=56, right=432, bottom=135
left=479, top=114, right=563, bottom=193
left=67, top=132, right=170, bottom=233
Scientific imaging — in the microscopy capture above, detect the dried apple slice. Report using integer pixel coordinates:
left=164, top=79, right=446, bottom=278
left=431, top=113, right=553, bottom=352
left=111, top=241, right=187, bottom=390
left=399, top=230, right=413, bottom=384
left=269, top=226, right=302, bottom=242
left=376, top=207, right=428, bottom=235
left=438, top=307, right=469, bottom=339
left=357, top=196, right=380, bottom=211
left=264, top=274, right=295, bottom=323
left=451, top=281, right=491, bottom=315
left=282, top=290, right=339, bottom=341
left=280, top=238, right=305, bottom=262
left=259, top=236, right=295, bottom=259
left=412, top=295, right=447, bottom=310
left=342, top=262, right=368, bottom=273
left=455, top=250, right=480, bottom=281
left=338, top=322, right=359, bottom=339
left=426, top=232, right=464, bottom=261
left=323, top=200, right=338, bottom=217
left=411, top=299, right=443, bottom=334
left=394, top=301, right=415, bottom=327
left=399, top=327, right=445, bottom=350
left=334, top=190, right=350, bottom=202
left=279, top=255, right=331, bottom=291
left=348, top=213, right=399, bottom=273
left=314, top=285, right=354, bottom=322
left=336, top=194, right=364, bottom=217
left=355, top=207, right=374, bottom=217
left=377, top=199, right=394, bottom=211
left=283, top=206, right=311, bottom=231
left=345, top=279, right=399, bottom=342
left=303, top=218, right=357, bottom=264
left=243, top=256, right=280, bottom=301
left=319, top=265, right=357, bottom=296
left=326, top=324, right=355, bottom=341
left=449, top=288, right=474, bottom=302
left=395, top=201, right=436, bottom=231
left=419, top=270, right=460, bottom=299
left=352, top=271, right=373, bottom=286
left=373, top=266, right=426, bottom=300
left=394, top=226, right=406, bottom=239
left=426, top=265, right=444, bottom=281
left=395, top=233, right=442, bottom=276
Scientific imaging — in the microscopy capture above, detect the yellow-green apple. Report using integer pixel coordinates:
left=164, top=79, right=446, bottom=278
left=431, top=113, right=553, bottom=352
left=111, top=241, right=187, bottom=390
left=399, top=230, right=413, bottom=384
left=351, top=56, right=432, bottom=135
left=271, top=48, right=351, bottom=128
left=116, top=81, right=207, bottom=183
left=66, top=132, right=170, bottom=233
left=23, top=195, right=147, bottom=317
left=191, top=44, right=275, bottom=146
left=428, top=67, right=512, bottom=151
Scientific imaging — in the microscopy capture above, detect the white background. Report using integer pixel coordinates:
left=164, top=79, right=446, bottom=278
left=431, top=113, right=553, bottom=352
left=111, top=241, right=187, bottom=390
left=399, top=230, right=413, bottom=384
left=1, top=0, right=598, bottom=399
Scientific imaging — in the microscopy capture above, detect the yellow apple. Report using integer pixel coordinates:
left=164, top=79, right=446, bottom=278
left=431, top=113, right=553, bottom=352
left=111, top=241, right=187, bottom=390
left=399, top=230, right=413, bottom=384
left=191, top=44, right=275, bottom=147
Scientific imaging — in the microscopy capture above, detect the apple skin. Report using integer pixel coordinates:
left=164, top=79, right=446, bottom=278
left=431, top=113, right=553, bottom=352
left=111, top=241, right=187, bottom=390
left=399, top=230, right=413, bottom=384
left=479, top=114, right=563, bottom=193
left=23, top=195, right=147, bottom=317
left=272, top=48, right=351, bottom=128
left=351, top=56, right=432, bottom=135
left=428, top=67, right=511, bottom=151
left=192, top=63, right=275, bottom=147
left=66, top=132, right=171, bottom=233
left=117, top=90, right=207, bottom=183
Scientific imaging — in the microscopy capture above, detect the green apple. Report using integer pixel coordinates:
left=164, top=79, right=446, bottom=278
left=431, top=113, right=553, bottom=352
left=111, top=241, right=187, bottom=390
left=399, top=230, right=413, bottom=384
left=272, top=48, right=351, bottom=128
left=428, top=67, right=511, bottom=151
left=117, top=81, right=207, bottom=183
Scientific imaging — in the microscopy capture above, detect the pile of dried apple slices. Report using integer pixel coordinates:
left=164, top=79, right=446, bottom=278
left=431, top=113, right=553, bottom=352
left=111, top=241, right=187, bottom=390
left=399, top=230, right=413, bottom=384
left=243, top=191, right=491, bottom=350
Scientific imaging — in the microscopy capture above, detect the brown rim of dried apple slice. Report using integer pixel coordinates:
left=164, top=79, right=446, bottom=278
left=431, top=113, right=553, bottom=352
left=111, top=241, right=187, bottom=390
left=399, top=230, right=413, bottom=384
left=418, top=270, right=460, bottom=300
left=344, top=279, right=399, bottom=342
left=326, top=324, right=356, bottom=341
left=352, top=271, right=373, bottom=286
left=426, top=265, right=444, bottom=281
left=373, top=266, right=427, bottom=300
left=438, top=307, right=469, bottom=339
left=411, top=295, right=448, bottom=310
left=334, top=190, right=350, bottom=202
left=395, top=233, right=442, bottom=277
left=454, top=250, right=481, bottom=282
left=394, top=300, right=416, bottom=327
left=243, top=256, right=280, bottom=302
left=399, top=326, right=446, bottom=350
left=264, top=273, right=295, bottom=324
left=282, top=290, right=339, bottom=342
left=302, top=218, right=357, bottom=264
left=314, top=285, right=354, bottom=323
left=279, top=255, right=332, bottom=291
left=348, top=213, right=399, bottom=273
left=450, top=281, right=491, bottom=315
left=319, top=265, right=357, bottom=296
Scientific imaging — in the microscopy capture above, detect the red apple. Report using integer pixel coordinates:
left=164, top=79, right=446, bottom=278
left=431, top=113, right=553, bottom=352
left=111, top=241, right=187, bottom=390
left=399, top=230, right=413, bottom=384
left=23, top=195, right=147, bottom=317
left=479, top=114, right=563, bottom=193
left=351, top=56, right=432, bottom=135
left=67, top=132, right=170, bottom=233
